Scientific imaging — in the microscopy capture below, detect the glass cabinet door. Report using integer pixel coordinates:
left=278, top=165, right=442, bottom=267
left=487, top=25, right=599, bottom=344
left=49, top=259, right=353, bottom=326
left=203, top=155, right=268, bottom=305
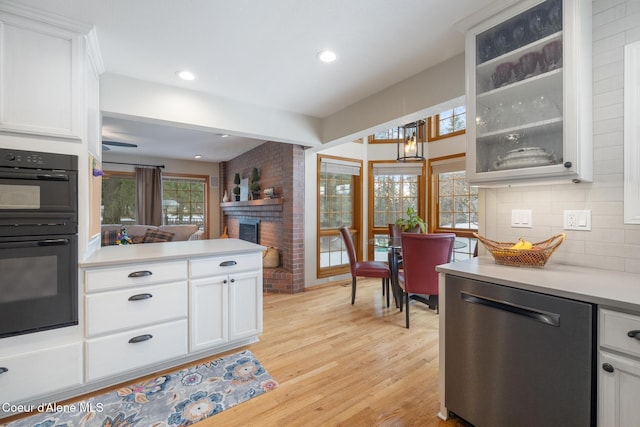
left=465, top=0, right=592, bottom=186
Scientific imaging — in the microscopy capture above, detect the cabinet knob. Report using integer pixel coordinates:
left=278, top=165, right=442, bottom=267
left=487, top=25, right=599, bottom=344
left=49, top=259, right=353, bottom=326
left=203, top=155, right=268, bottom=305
left=0, top=367, right=7, bottom=375
left=223, top=279, right=228, bottom=284
left=627, top=330, right=640, bottom=340
left=602, top=363, right=615, bottom=373
left=230, top=278, right=236, bottom=283
left=564, top=161, right=572, bottom=168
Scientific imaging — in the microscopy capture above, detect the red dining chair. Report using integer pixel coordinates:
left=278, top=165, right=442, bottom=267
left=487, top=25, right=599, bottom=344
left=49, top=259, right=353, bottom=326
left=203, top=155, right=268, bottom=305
left=339, top=226, right=390, bottom=306
left=398, top=232, right=455, bottom=328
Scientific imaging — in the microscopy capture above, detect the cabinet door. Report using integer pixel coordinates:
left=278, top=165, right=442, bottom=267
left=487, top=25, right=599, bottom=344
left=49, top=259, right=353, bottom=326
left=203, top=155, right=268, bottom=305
left=189, top=275, right=228, bottom=352
left=229, top=270, right=263, bottom=341
left=0, top=343, right=82, bottom=403
left=465, top=0, right=592, bottom=186
left=599, top=351, right=640, bottom=427
left=0, top=11, right=83, bottom=139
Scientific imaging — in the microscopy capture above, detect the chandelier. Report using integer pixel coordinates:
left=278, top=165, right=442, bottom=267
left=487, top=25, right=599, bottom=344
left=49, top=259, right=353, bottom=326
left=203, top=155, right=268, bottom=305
left=396, top=120, right=425, bottom=162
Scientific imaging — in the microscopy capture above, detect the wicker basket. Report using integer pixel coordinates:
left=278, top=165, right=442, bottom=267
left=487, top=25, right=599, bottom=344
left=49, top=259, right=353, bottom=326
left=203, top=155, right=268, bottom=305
left=474, top=233, right=565, bottom=268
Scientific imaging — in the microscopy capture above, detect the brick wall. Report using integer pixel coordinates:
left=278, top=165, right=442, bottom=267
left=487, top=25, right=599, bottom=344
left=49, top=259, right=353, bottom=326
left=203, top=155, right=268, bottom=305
left=222, top=141, right=305, bottom=293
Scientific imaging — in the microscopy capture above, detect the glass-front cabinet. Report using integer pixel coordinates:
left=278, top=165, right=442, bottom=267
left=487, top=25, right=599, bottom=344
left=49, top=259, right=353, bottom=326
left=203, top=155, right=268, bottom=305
left=465, top=0, right=592, bottom=186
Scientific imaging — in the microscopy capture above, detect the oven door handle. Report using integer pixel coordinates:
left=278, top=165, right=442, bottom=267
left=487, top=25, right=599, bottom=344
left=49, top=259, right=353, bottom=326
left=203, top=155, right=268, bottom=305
left=0, top=238, right=70, bottom=249
left=0, top=171, right=70, bottom=181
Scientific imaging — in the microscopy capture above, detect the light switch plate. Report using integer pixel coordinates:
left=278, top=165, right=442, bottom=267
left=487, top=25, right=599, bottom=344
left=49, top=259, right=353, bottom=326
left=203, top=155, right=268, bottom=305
left=563, top=210, right=591, bottom=230
left=511, top=209, right=532, bottom=228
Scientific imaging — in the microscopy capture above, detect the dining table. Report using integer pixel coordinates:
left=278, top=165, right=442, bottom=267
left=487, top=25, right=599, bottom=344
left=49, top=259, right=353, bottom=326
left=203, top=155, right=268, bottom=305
left=369, top=236, right=467, bottom=309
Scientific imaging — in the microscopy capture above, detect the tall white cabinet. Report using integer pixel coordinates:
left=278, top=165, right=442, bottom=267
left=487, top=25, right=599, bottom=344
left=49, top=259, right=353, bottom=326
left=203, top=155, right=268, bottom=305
left=463, top=0, right=592, bottom=186
left=0, top=3, right=91, bottom=140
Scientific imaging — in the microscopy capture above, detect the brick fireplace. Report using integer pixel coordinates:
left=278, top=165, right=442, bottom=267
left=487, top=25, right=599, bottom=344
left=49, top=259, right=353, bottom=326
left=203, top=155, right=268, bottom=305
left=221, top=142, right=304, bottom=293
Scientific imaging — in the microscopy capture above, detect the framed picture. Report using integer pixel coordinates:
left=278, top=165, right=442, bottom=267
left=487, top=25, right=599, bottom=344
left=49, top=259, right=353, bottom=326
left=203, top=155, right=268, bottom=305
left=264, top=187, right=275, bottom=198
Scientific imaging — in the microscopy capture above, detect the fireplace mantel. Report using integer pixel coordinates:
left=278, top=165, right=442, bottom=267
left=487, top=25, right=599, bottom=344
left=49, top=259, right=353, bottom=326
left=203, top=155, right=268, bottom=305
left=221, top=198, right=283, bottom=214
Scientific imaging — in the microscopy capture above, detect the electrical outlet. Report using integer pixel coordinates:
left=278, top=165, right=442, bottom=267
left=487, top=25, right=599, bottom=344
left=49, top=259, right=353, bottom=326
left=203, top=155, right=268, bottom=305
left=563, top=210, right=591, bottom=231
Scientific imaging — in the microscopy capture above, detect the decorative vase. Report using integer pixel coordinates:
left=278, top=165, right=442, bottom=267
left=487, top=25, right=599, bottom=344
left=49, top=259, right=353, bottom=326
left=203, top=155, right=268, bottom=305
left=222, top=190, right=229, bottom=202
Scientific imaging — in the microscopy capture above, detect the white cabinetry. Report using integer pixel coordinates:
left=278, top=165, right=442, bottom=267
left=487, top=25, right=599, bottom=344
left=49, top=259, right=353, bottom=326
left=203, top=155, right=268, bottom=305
left=189, top=253, right=263, bottom=353
left=0, top=3, right=90, bottom=140
left=598, top=309, right=640, bottom=427
left=83, top=261, right=189, bottom=381
left=0, top=343, right=82, bottom=403
left=464, top=0, right=592, bottom=186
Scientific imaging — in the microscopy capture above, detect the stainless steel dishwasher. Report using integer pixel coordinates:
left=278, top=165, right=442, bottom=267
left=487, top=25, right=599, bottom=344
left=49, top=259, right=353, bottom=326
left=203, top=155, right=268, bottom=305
left=444, top=274, right=596, bottom=427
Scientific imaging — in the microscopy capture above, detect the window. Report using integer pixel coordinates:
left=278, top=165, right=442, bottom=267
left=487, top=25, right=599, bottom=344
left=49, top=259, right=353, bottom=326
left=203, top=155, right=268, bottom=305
left=101, top=172, right=136, bottom=225
left=429, top=156, right=478, bottom=260
left=162, top=175, right=207, bottom=230
left=368, top=161, right=425, bottom=261
left=367, top=122, right=426, bottom=144
left=317, top=155, right=362, bottom=278
left=428, top=106, right=466, bottom=141
left=101, top=171, right=209, bottom=235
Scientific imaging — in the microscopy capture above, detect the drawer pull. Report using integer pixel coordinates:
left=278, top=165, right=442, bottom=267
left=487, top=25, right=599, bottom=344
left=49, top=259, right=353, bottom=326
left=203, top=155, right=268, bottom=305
left=602, top=363, right=615, bottom=373
left=128, top=334, right=153, bottom=344
left=128, top=293, right=153, bottom=301
left=219, top=260, right=237, bottom=267
left=128, top=270, right=153, bottom=278
left=0, top=367, right=7, bottom=375
left=627, top=330, right=640, bottom=340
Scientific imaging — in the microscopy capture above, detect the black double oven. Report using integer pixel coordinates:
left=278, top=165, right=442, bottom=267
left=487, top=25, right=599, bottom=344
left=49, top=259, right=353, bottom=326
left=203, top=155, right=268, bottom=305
left=0, top=148, right=78, bottom=338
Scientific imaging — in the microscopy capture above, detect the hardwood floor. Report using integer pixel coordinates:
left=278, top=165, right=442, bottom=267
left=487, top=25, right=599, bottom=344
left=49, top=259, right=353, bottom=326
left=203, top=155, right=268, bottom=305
left=206, top=278, right=464, bottom=427
left=3, top=278, right=465, bottom=427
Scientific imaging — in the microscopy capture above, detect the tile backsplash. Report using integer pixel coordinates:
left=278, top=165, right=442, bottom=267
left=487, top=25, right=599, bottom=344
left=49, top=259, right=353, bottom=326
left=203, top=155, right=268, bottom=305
left=483, top=0, right=640, bottom=273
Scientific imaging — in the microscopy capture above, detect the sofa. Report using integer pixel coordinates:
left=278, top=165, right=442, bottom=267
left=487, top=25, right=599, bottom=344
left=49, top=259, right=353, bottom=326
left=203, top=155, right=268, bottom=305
left=101, top=224, right=204, bottom=246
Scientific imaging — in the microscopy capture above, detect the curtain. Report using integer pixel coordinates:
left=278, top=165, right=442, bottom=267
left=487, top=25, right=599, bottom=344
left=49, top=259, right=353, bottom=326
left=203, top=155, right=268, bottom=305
left=136, top=167, right=162, bottom=226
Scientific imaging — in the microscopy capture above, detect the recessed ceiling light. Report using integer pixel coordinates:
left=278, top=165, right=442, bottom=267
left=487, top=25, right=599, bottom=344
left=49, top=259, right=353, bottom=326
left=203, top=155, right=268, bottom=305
left=194, top=154, right=202, bottom=159
left=176, top=70, right=196, bottom=81
left=317, top=50, right=337, bottom=63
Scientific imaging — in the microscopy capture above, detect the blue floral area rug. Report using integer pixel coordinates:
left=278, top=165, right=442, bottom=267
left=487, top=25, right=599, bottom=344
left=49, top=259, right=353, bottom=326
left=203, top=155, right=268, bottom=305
left=3, top=350, right=277, bottom=427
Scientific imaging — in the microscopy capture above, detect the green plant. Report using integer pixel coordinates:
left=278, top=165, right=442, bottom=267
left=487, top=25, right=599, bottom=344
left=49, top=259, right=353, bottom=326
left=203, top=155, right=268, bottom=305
left=249, top=167, right=261, bottom=193
left=395, top=207, right=426, bottom=232
left=232, top=173, right=241, bottom=196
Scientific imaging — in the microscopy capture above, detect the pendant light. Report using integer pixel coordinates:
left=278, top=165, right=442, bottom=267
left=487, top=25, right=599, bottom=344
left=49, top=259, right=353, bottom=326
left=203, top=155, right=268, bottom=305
left=397, top=120, right=425, bottom=162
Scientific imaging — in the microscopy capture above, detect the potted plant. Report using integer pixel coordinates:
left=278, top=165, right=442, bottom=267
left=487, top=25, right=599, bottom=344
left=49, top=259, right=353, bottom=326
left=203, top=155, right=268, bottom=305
left=233, top=173, right=241, bottom=201
left=249, top=167, right=261, bottom=200
left=395, top=206, right=426, bottom=233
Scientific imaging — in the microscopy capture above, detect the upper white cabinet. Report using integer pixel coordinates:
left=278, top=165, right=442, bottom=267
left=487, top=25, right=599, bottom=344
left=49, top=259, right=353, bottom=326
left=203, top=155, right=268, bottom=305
left=0, top=3, right=93, bottom=140
left=464, top=0, right=592, bottom=186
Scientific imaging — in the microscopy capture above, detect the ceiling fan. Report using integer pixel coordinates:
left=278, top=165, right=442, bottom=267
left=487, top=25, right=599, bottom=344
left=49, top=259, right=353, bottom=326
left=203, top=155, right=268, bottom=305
left=102, top=140, right=138, bottom=151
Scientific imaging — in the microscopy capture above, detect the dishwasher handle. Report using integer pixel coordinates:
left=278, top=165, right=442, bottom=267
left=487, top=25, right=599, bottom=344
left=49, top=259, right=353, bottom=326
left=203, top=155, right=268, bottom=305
left=461, top=291, right=560, bottom=327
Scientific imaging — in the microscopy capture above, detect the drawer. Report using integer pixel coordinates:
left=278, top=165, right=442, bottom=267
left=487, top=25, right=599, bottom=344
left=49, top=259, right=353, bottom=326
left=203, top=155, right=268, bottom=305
left=85, top=319, right=187, bottom=382
left=85, top=260, right=188, bottom=292
left=189, top=253, right=261, bottom=278
left=0, top=343, right=82, bottom=403
left=85, top=282, right=187, bottom=337
left=600, top=309, right=640, bottom=358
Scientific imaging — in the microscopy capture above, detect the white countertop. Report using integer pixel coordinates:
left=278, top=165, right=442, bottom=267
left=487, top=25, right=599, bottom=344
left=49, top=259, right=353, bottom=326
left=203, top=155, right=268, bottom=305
left=437, top=256, right=640, bottom=313
left=80, top=239, right=266, bottom=268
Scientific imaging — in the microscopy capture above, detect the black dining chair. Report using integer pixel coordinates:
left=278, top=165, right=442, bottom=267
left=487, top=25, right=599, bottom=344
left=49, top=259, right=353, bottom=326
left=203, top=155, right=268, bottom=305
left=339, top=226, right=391, bottom=306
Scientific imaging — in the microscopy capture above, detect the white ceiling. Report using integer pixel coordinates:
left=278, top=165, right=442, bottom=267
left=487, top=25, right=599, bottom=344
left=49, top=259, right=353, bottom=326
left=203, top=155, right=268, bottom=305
left=17, top=0, right=498, bottom=161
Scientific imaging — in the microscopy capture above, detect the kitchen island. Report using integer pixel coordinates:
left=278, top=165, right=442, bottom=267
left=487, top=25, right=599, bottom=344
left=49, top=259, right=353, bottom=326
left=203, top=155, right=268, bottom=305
left=437, top=257, right=640, bottom=427
left=0, top=238, right=265, bottom=417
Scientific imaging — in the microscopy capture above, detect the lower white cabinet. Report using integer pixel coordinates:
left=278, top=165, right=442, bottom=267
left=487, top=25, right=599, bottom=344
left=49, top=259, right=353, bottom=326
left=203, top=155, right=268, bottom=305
left=85, top=319, right=188, bottom=382
left=190, top=276, right=228, bottom=352
left=598, top=309, right=640, bottom=427
left=0, top=343, right=82, bottom=403
left=189, top=253, right=263, bottom=353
